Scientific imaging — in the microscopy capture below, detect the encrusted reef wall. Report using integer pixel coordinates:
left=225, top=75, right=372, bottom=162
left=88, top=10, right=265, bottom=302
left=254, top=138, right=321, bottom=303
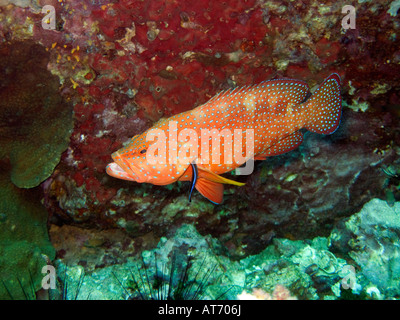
left=0, top=31, right=73, bottom=299
left=1, top=0, right=399, bottom=269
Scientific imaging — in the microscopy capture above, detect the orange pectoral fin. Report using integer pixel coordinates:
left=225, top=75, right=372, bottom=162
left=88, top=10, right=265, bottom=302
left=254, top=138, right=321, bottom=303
left=195, top=178, right=224, bottom=204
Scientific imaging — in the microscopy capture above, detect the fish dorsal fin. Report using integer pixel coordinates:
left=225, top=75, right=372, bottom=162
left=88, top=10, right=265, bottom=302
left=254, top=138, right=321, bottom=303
left=205, top=79, right=310, bottom=109
left=195, top=178, right=224, bottom=204
left=205, top=85, right=252, bottom=105
left=197, top=166, right=245, bottom=186
left=152, top=116, right=169, bottom=128
left=257, top=131, right=304, bottom=158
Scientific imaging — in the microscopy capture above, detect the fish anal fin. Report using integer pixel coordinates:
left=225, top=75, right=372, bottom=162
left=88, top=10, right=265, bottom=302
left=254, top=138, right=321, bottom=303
left=261, top=131, right=303, bottom=157
left=195, top=178, right=224, bottom=204
left=254, top=156, right=267, bottom=161
left=197, top=166, right=245, bottom=186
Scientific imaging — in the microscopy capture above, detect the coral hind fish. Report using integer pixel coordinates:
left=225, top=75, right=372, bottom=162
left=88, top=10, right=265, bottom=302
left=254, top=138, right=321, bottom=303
left=107, top=73, right=342, bottom=204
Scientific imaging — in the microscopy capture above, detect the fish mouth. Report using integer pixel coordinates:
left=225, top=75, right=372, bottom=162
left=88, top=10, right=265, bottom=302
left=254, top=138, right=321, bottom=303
left=106, top=151, right=146, bottom=183
left=106, top=162, right=135, bottom=181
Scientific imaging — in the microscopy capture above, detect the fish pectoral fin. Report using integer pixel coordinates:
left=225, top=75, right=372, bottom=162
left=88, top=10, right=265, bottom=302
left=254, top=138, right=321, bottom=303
left=262, top=131, right=304, bottom=157
left=195, top=178, right=224, bottom=204
left=197, top=166, right=245, bottom=186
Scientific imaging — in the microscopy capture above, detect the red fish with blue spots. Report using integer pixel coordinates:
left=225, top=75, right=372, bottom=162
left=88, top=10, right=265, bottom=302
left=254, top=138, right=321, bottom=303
left=107, top=73, right=342, bottom=204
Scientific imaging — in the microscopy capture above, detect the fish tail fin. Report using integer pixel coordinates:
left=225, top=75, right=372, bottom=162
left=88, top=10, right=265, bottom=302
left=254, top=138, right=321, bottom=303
left=303, top=73, right=342, bottom=135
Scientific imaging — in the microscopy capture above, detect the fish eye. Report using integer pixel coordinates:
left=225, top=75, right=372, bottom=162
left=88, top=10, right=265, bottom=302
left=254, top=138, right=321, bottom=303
left=140, top=149, right=147, bottom=154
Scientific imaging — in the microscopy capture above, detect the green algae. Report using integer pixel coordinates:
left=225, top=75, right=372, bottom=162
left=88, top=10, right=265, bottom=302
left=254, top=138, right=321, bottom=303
left=0, top=167, right=55, bottom=299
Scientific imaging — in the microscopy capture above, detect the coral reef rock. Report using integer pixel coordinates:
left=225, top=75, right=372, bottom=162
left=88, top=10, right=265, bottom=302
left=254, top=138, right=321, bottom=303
left=331, top=198, right=400, bottom=299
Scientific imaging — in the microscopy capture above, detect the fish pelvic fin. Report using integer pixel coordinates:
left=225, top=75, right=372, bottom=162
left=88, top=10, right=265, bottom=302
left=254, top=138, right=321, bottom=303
left=197, top=166, right=245, bottom=186
left=303, top=73, right=342, bottom=135
left=188, top=162, right=198, bottom=202
left=190, top=166, right=245, bottom=204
